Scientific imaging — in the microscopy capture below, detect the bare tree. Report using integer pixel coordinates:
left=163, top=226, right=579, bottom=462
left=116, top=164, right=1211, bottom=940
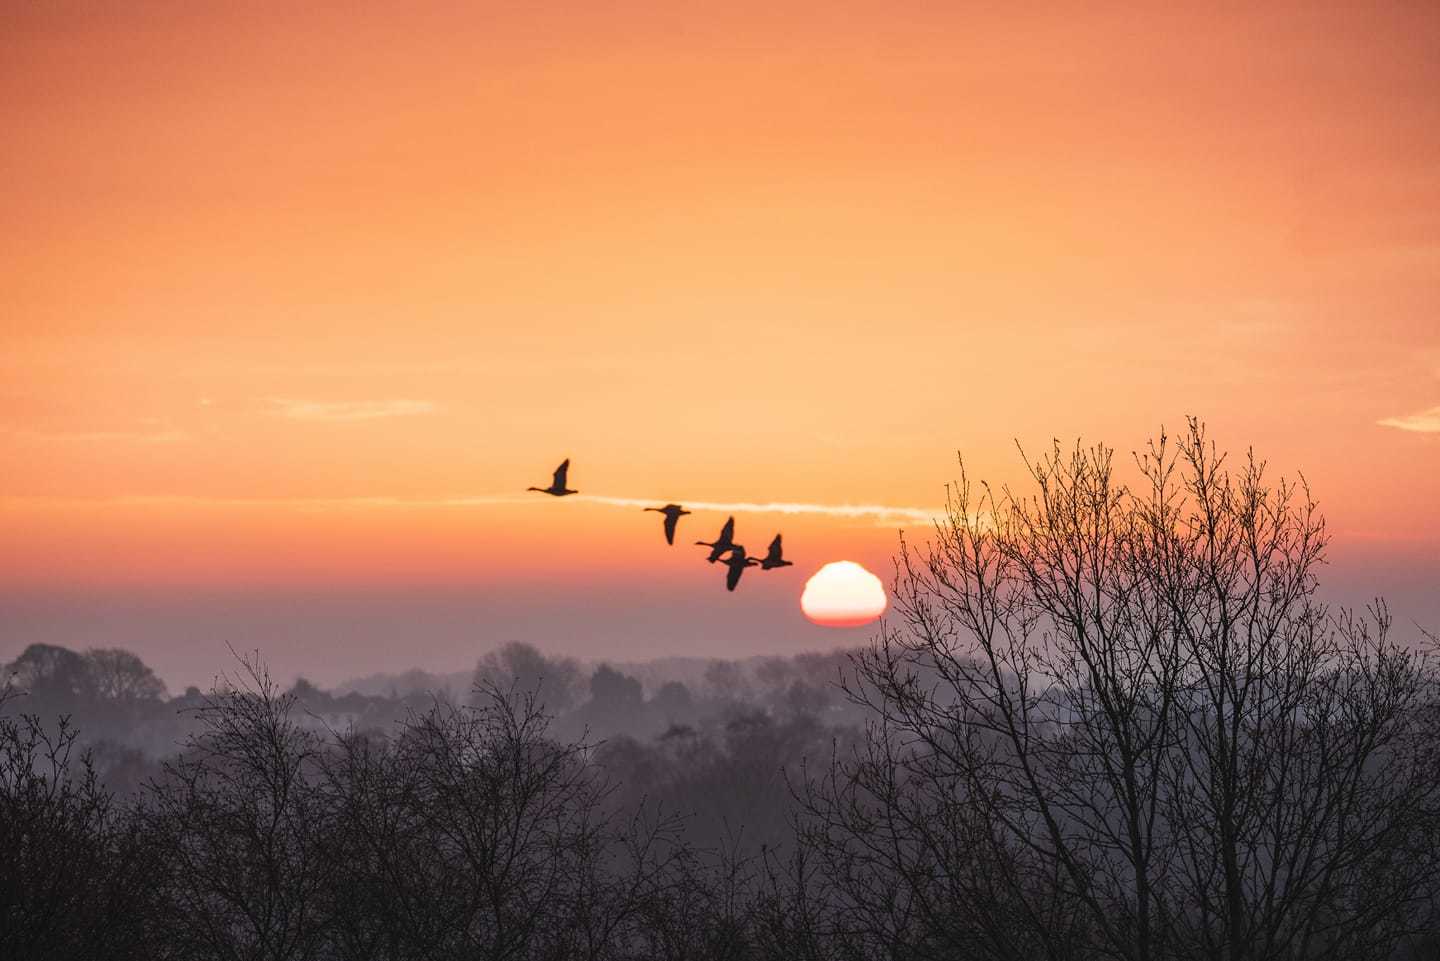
left=819, top=421, right=1439, bottom=961
left=142, top=654, right=333, bottom=961
left=321, top=679, right=700, bottom=960
left=0, top=688, right=154, bottom=960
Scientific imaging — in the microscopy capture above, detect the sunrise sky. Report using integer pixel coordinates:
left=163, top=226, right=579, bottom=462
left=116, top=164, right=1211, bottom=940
left=3, top=3, right=1437, bottom=687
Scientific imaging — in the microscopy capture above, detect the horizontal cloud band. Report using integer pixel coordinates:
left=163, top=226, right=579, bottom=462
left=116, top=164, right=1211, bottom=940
left=577, top=495, right=943, bottom=524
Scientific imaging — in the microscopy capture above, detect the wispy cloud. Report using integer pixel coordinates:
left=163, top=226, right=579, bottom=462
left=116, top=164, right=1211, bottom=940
left=1377, top=405, right=1440, bottom=433
left=578, top=495, right=945, bottom=525
left=269, top=399, right=439, bottom=421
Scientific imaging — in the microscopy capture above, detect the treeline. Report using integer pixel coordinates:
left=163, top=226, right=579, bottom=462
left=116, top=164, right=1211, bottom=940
left=6, top=649, right=1439, bottom=961
left=0, top=655, right=859, bottom=960
left=0, top=639, right=864, bottom=820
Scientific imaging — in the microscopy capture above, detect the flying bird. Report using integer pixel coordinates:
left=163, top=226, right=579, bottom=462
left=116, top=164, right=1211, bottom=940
left=695, top=516, right=737, bottom=563
left=527, top=459, right=578, bottom=497
left=758, top=534, right=793, bottom=570
left=644, top=504, right=691, bottom=545
left=720, top=545, right=761, bottom=592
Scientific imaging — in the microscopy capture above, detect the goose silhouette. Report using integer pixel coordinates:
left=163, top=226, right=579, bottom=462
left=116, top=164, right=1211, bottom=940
left=527, top=459, right=578, bottom=496
left=644, top=504, right=691, bottom=545
left=758, top=534, right=793, bottom=570
left=720, top=545, right=761, bottom=591
left=695, top=516, right=737, bottom=563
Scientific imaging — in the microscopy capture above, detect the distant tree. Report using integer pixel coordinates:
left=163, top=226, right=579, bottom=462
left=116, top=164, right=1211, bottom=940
left=811, top=421, right=1440, bottom=960
left=591, top=663, right=644, bottom=710
left=472, top=641, right=584, bottom=713
left=84, top=647, right=167, bottom=715
left=780, top=679, right=831, bottom=718
left=582, top=664, right=647, bottom=736
left=754, top=657, right=795, bottom=692
left=5, top=643, right=98, bottom=717
left=289, top=676, right=321, bottom=699
left=704, top=660, right=750, bottom=701
left=652, top=680, right=696, bottom=722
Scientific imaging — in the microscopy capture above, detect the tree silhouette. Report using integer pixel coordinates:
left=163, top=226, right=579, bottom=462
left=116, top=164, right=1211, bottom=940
left=140, top=654, right=332, bottom=961
left=0, top=689, right=153, bottom=960
left=471, top=641, right=584, bottom=714
left=807, top=421, right=1440, bottom=960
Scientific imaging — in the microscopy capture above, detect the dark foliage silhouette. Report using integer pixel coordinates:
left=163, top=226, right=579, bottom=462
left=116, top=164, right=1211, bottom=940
left=0, top=688, right=155, bottom=961
left=472, top=640, right=585, bottom=715
left=792, top=422, right=1440, bottom=960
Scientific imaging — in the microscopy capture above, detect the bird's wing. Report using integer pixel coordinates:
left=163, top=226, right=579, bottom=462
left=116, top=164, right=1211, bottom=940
left=552, top=459, right=570, bottom=488
left=767, top=534, right=783, bottom=558
left=663, top=513, right=678, bottom=544
left=719, top=517, right=735, bottom=542
left=726, top=562, right=743, bottom=591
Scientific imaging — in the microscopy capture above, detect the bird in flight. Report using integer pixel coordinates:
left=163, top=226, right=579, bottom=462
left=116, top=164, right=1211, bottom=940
left=757, top=534, right=793, bottom=570
left=720, top=545, right=761, bottom=591
left=527, top=459, right=578, bottom=496
left=695, top=516, right=737, bottom=563
left=643, top=504, right=691, bottom=545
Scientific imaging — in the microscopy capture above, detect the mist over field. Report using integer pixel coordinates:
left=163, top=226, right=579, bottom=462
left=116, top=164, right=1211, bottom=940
left=3, top=637, right=867, bottom=855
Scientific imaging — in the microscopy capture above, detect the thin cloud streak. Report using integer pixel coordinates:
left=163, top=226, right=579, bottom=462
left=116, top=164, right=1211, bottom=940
left=1377, top=405, right=1440, bottom=433
left=578, top=494, right=945, bottom=524
left=269, top=398, right=439, bottom=421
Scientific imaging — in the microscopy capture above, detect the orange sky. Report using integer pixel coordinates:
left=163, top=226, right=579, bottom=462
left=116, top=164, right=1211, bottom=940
left=3, top=3, right=1437, bottom=685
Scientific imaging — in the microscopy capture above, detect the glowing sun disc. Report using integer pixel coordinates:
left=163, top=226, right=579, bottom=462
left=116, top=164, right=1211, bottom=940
left=801, top=561, right=887, bottom=627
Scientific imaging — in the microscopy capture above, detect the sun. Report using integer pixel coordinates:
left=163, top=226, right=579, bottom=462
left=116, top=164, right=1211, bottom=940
left=801, top=561, right=887, bottom=627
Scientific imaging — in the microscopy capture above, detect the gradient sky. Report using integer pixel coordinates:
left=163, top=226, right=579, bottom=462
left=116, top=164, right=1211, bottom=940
left=3, top=2, right=1437, bottom=688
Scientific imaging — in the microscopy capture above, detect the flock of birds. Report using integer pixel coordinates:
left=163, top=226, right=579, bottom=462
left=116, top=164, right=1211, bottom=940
left=528, top=458, right=792, bottom=592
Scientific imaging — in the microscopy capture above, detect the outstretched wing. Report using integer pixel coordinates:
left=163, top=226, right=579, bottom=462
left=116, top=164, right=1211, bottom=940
left=662, top=512, right=679, bottom=544
left=766, top=534, right=783, bottom=561
left=726, top=559, right=744, bottom=591
left=552, top=459, right=570, bottom=489
left=718, top=516, right=735, bottom=544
